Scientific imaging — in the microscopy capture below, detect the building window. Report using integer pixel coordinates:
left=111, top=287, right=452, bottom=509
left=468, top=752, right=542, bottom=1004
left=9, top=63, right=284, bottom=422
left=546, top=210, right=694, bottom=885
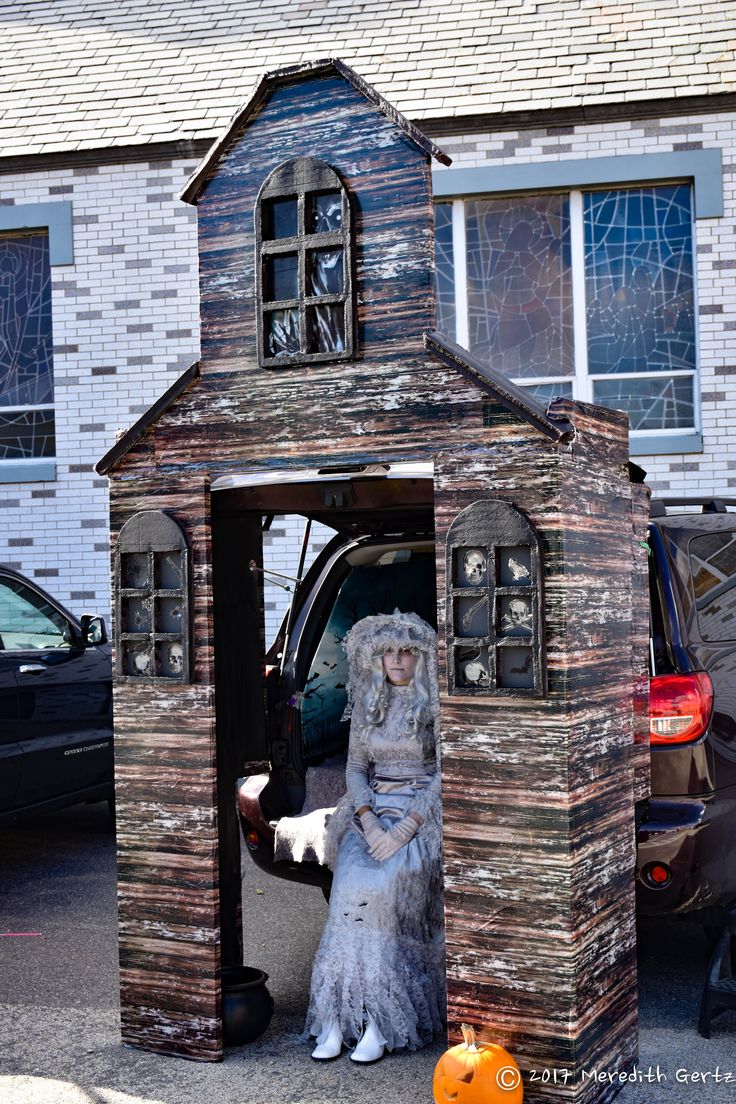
left=435, top=182, right=696, bottom=434
left=256, top=157, right=354, bottom=367
left=0, top=231, right=55, bottom=461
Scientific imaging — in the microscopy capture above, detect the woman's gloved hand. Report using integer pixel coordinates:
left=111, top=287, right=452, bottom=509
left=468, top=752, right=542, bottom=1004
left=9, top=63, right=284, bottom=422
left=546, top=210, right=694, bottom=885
left=358, top=809, right=387, bottom=852
left=369, top=815, right=418, bottom=862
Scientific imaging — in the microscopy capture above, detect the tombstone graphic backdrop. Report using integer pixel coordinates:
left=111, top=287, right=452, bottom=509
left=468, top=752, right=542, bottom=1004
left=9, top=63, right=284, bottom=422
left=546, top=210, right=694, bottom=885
left=97, top=60, right=650, bottom=1101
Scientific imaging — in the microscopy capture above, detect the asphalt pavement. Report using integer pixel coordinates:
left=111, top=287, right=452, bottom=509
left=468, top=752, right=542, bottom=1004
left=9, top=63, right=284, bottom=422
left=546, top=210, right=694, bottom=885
left=0, top=803, right=734, bottom=1104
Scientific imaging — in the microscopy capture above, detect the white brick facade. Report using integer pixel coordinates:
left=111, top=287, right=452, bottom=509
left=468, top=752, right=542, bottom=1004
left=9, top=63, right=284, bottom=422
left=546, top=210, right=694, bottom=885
left=0, top=159, right=201, bottom=617
left=1, top=105, right=734, bottom=644
left=433, top=110, right=736, bottom=496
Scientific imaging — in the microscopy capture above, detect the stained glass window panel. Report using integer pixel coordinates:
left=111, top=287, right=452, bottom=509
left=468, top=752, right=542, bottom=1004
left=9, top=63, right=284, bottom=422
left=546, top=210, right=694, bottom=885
left=0, top=409, right=55, bottom=459
left=584, top=185, right=695, bottom=375
left=434, top=202, right=455, bottom=340
left=520, top=380, right=573, bottom=404
left=0, top=232, right=54, bottom=408
left=465, top=195, right=573, bottom=379
left=593, top=375, right=694, bottom=431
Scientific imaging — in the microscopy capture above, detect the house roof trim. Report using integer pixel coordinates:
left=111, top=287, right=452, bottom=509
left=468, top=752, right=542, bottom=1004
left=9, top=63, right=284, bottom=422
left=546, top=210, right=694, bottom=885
left=179, top=58, right=451, bottom=205
left=95, top=331, right=575, bottom=478
left=423, top=330, right=575, bottom=444
left=96, top=361, right=201, bottom=476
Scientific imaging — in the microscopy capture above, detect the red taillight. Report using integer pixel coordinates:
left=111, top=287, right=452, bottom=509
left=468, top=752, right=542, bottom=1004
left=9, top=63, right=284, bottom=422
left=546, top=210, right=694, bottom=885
left=649, top=672, right=713, bottom=745
left=642, top=862, right=672, bottom=888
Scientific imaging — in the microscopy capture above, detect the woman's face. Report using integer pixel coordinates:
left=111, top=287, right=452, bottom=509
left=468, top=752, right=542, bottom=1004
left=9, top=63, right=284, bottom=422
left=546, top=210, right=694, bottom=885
left=382, top=648, right=418, bottom=686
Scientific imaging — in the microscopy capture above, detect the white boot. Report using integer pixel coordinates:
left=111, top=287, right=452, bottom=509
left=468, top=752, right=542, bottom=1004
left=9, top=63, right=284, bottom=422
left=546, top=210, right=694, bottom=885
left=350, top=1013, right=385, bottom=1064
left=311, top=1019, right=343, bottom=1060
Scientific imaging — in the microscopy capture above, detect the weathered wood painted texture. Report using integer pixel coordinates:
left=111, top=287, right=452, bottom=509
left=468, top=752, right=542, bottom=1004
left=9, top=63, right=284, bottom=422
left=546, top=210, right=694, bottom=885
left=111, top=463, right=222, bottom=1060
left=435, top=402, right=646, bottom=1104
left=630, top=484, right=652, bottom=805
left=105, top=65, right=647, bottom=1094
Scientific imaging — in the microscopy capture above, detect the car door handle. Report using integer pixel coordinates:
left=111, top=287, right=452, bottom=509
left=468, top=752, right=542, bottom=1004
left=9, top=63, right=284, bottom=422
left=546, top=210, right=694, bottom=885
left=18, top=664, right=47, bottom=674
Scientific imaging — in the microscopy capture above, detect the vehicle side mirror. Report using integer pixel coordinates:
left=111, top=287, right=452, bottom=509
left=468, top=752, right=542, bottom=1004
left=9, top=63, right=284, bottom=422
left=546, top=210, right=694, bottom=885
left=80, top=614, right=107, bottom=647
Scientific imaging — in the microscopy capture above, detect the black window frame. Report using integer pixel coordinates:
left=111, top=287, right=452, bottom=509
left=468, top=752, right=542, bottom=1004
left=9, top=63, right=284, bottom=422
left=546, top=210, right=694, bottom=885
left=255, top=157, right=355, bottom=368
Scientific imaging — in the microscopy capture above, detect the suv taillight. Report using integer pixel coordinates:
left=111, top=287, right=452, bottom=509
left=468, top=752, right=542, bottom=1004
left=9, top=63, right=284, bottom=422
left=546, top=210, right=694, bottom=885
left=649, top=672, right=713, bottom=745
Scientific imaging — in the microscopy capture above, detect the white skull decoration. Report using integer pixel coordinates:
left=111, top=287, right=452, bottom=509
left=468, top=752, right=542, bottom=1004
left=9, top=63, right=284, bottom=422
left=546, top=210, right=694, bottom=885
left=168, top=642, right=184, bottom=676
left=463, top=549, right=487, bottom=586
left=462, top=657, right=489, bottom=686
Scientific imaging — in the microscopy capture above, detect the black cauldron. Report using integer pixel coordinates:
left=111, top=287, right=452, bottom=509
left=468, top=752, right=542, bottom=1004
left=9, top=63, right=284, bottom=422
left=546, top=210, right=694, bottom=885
left=220, top=966, right=274, bottom=1046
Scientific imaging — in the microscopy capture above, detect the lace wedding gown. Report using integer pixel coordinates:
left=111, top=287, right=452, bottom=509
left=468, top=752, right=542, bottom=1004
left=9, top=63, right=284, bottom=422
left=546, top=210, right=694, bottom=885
left=306, top=682, right=446, bottom=1051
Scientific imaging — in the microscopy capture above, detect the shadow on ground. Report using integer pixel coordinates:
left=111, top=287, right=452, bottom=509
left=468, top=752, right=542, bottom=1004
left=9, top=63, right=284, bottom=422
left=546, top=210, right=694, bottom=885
left=0, top=804, right=734, bottom=1104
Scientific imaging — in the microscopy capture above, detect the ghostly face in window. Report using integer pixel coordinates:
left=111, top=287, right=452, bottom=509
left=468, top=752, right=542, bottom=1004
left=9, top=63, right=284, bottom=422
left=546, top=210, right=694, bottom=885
left=168, top=642, right=184, bottom=676
left=463, top=549, right=486, bottom=586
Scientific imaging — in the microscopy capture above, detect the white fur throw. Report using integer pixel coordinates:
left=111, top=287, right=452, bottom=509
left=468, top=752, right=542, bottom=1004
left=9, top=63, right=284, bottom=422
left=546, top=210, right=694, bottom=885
left=273, top=756, right=347, bottom=866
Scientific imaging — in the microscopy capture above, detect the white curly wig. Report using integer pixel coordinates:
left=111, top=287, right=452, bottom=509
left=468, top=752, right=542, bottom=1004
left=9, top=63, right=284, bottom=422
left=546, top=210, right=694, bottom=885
left=342, top=610, right=439, bottom=739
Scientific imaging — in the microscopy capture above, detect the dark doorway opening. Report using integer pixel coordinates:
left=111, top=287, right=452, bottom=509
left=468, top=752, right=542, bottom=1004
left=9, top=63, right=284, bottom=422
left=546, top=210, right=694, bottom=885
left=211, top=464, right=435, bottom=966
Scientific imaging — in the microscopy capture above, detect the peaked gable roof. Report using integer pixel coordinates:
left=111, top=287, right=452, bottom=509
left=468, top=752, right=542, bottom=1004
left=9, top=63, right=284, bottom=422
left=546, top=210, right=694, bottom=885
left=424, top=331, right=574, bottom=443
left=180, top=59, right=451, bottom=205
left=96, top=333, right=574, bottom=476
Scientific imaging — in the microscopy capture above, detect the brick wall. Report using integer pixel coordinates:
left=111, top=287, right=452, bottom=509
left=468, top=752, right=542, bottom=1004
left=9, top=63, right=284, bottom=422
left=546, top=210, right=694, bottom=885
left=0, top=159, right=201, bottom=618
left=1, top=105, right=734, bottom=636
left=434, top=110, right=736, bottom=497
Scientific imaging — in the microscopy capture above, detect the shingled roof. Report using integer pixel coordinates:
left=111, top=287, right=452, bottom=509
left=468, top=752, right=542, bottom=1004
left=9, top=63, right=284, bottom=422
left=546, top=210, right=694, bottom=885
left=1, top=0, right=734, bottom=160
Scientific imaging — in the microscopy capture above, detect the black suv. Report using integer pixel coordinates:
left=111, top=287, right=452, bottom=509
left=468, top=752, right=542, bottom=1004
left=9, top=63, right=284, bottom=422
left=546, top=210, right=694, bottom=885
left=237, top=472, right=736, bottom=922
left=0, top=565, right=113, bottom=822
left=638, top=500, right=736, bottom=921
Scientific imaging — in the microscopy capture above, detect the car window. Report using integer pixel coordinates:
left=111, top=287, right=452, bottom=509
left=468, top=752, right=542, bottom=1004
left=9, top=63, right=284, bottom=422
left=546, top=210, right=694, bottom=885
left=689, top=530, right=736, bottom=641
left=300, top=548, right=436, bottom=760
left=0, top=576, right=72, bottom=650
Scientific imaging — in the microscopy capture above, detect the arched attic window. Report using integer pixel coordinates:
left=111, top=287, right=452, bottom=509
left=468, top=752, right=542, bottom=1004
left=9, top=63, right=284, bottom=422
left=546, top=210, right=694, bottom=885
left=256, top=157, right=354, bottom=367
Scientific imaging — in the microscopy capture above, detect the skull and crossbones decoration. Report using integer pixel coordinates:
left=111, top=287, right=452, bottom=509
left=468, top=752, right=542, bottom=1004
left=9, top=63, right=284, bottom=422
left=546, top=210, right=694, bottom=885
left=462, top=549, right=487, bottom=586
left=501, top=597, right=533, bottom=634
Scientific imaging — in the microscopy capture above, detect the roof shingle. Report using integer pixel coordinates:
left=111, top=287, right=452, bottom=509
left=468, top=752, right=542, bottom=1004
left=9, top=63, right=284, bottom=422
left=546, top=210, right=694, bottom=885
left=0, top=0, right=734, bottom=158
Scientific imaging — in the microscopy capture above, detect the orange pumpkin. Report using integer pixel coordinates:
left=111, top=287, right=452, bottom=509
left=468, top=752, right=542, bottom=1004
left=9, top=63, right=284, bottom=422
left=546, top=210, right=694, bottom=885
left=433, top=1023, right=523, bottom=1104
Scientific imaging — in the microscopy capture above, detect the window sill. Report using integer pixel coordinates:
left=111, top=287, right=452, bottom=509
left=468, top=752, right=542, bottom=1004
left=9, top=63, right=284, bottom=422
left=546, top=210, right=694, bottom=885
left=0, top=460, right=57, bottom=483
left=629, top=433, right=702, bottom=457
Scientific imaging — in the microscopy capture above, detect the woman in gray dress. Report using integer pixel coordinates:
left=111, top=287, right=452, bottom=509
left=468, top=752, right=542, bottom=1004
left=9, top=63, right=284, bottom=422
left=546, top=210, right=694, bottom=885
left=306, top=610, right=445, bottom=1063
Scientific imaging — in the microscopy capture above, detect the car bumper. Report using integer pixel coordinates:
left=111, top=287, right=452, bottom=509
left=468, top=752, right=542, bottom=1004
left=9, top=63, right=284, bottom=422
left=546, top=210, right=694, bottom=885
left=236, top=774, right=332, bottom=891
left=636, top=786, right=736, bottom=916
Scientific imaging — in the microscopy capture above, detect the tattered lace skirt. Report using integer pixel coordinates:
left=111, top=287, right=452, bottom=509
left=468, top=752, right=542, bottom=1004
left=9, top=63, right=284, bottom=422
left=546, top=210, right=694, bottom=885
left=305, top=770, right=446, bottom=1051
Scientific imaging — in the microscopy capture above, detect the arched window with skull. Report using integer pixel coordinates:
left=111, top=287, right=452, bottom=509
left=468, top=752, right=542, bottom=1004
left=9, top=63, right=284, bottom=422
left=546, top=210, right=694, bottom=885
left=446, top=499, right=544, bottom=697
left=115, top=510, right=190, bottom=682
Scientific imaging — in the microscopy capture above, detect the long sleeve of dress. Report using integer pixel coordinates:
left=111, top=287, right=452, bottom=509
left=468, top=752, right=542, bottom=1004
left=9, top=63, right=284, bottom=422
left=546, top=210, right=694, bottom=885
left=345, top=737, right=374, bottom=811
left=323, top=716, right=373, bottom=870
left=406, top=720, right=442, bottom=855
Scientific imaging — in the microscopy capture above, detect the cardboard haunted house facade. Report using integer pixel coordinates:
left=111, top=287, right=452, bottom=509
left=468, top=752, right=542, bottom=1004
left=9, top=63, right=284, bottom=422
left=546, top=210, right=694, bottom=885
left=97, top=61, right=650, bottom=1102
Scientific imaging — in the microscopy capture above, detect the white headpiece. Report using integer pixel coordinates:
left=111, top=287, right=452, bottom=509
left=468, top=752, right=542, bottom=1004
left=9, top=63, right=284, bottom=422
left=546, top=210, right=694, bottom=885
left=342, top=609, right=439, bottom=722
